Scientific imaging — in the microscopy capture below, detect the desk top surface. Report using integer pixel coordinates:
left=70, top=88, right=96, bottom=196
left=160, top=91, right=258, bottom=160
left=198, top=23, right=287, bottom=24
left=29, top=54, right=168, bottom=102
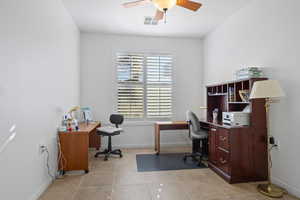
left=59, top=121, right=101, bottom=134
left=78, top=122, right=101, bottom=132
left=155, top=121, right=188, bottom=125
left=155, top=120, right=247, bottom=129
left=199, top=119, right=248, bottom=129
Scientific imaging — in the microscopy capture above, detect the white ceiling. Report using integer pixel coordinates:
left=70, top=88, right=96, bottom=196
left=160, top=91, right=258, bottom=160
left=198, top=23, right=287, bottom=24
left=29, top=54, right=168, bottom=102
left=62, top=0, right=250, bottom=38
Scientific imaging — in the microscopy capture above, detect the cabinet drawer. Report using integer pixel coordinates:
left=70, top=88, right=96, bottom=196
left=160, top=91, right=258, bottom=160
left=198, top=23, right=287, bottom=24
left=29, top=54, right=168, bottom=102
left=217, top=128, right=230, bottom=151
left=217, top=148, right=230, bottom=174
left=208, top=127, right=218, bottom=165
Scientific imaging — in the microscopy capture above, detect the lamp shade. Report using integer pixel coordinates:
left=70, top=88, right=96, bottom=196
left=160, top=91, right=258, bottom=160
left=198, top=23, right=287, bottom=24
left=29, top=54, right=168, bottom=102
left=250, top=80, right=285, bottom=99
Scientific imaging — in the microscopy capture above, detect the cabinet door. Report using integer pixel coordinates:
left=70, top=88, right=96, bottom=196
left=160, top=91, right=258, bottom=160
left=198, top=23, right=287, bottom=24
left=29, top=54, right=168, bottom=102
left=208, top=127, right=218, bottom=165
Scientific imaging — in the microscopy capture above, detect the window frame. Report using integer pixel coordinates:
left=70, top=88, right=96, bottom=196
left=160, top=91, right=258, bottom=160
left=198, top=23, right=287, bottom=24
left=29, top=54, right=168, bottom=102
left=116, top=52, right=174, bottom=121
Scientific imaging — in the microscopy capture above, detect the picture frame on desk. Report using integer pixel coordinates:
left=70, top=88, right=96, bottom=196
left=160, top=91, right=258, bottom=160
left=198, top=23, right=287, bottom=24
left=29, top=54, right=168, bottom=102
left=81, top=107, right=93, bottom=122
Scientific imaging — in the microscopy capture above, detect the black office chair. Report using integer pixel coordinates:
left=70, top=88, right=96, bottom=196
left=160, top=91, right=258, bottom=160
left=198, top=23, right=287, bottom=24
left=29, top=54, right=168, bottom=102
left=183, top=110, right=208, bottom=166
left=95, top=114, right=124, bottom=161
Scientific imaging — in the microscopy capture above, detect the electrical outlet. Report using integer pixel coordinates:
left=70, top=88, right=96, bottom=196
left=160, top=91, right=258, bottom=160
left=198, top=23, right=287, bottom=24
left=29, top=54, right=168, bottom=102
left=39, top=144, right=47, bottom=154
left=275, top=140, right=280, bottom=149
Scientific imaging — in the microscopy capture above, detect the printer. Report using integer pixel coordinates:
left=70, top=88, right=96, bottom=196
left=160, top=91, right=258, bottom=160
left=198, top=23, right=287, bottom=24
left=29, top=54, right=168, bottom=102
left=222, top=112, right=250, bottom=126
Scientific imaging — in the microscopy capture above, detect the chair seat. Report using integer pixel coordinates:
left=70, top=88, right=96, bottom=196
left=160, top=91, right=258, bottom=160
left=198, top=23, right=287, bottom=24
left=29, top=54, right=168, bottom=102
left=97, top=126, right=123, bottom=135
left=191, top=130, right=208, bottom=139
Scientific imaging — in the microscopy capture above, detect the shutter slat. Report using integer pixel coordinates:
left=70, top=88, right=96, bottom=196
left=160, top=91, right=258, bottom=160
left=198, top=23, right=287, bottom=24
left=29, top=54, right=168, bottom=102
left=146, top=55, right=172, bottom=118
left=117, top=54, right=144, bottom=119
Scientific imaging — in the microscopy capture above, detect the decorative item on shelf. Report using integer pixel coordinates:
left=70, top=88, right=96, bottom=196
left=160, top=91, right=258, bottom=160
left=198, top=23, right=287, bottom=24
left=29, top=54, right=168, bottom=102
left=236, top=67, right=264, bottom=80
left=239, top=90, right=250, bottom=102
left=228, top=87, right=234, bottom=102
left=250, top=80, right=285, bottom=198
left=60, top=106, right=80, bottom=132
left=212, top=108, right=219, bottom=123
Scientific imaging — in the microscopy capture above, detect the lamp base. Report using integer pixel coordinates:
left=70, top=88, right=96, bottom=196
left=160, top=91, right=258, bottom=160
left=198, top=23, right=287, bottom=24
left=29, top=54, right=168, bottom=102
left=257, top=183, right=284, bottom=198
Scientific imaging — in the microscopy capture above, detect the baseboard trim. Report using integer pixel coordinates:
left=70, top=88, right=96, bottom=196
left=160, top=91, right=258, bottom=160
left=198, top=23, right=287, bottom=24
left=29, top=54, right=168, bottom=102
left=28, top=178, right=52, bottom=200
left=272, top=176, right=300, bottom=198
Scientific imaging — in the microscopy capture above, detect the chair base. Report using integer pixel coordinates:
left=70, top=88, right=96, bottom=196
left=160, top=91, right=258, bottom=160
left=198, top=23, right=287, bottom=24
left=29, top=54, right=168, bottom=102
left=183, top=152, right=203, bottom=166
left=183, top=138, right=208, bottom=166
left=95, top=148, right=122, bottom=161
left=94, top=135, right=122, bottom=161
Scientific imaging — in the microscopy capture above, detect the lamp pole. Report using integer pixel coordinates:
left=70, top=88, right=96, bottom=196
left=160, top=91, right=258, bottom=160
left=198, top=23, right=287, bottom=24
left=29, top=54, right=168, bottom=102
left=257, top=98, right=285, bottom=198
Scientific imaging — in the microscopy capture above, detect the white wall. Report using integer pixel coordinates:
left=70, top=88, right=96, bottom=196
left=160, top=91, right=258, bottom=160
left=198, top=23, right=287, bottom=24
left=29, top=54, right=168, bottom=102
left=203, top=0, right=300, bottom=197
left=80, top=33, right=203, bottom=148
left=0, top=0, right=79, bottom=199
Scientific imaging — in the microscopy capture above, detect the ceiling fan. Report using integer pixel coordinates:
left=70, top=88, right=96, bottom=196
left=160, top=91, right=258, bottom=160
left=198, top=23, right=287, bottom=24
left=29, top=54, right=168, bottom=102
left=122, top=0, right=202, bottom=23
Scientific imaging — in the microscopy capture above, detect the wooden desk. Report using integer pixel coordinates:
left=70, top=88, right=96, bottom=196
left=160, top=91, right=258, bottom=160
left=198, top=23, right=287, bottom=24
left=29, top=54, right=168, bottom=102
left=154, top=121, right=189, bottom=155
left=58, top=122, right=101, bottom=174
left=205, top=78, right=268, bottom=183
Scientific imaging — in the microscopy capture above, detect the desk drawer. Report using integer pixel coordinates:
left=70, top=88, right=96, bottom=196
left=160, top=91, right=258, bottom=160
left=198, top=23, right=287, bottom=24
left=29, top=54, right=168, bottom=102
left=217, top=148, right=230, bottom=174
left=217, top=128, right=230, bottom=151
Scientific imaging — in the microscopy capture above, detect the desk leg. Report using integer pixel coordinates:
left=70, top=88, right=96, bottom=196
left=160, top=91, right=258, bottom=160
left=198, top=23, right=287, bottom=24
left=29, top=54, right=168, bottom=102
left=155, top=125, right=160, bottom=155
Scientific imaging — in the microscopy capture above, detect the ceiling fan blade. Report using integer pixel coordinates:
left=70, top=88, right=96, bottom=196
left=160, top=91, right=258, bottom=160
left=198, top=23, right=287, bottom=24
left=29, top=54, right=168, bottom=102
left=122, top=0, right=151, bottom=8
left=176, top=0, right=202, bottom=11
left=154, top=9, right=164, bottom=21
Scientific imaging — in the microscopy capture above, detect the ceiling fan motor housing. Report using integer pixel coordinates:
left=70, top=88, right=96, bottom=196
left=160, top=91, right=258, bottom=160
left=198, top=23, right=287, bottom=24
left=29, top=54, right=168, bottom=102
left=153, top=0, right=177, bottom=11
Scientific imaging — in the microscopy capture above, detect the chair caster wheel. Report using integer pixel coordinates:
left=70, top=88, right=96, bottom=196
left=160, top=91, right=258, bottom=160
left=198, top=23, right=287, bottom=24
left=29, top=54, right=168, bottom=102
left=120, top=154, right=123, bottom=158
left=104, top=156, right=108, bottom=161
left=85, top=170, right=89, bottom=174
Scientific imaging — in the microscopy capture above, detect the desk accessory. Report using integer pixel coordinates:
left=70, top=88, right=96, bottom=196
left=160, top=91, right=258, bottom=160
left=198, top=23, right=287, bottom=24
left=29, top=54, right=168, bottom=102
left=222, top=112, right=250, bottom=126
left=239, top=90, right=250, bottom=102
left=62, top=106, right=80, bottom=131
left=81, top=107, right=93, bottom=123
left=212, top=108, right=219, bottom=123
left=250, top=80, right=285, bottom=198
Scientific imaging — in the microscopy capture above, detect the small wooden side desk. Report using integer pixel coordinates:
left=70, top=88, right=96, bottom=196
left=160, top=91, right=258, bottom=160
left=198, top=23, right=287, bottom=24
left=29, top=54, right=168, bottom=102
left=154, top=121, right=189, bottom=155
left=58, top=121, right=101, bottom=174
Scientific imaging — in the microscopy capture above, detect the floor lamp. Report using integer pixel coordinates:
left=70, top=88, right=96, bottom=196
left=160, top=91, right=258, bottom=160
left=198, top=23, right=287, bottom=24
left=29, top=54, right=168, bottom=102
left=250, top=80, right=285, bottom=198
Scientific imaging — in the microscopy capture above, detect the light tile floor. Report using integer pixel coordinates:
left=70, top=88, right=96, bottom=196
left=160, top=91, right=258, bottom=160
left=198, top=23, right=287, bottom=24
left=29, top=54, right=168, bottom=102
left=39, top=147, right=299, bottom=200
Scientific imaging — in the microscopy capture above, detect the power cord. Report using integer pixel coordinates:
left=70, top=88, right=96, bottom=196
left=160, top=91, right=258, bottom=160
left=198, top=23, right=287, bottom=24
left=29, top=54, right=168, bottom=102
left=268, top=136, right=278, bottom=169
left=45, top=148, right=55, bottom=180
left=57, top=136, right=67, bottom=179
left=40, top=145, right=55, bottom=180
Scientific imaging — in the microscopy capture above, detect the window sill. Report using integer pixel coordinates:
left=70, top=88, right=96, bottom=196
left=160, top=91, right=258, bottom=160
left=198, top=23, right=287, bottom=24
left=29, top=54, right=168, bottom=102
left=122, top=119, right=172, bottom=127
left=122, top=121, right=154, bottom=127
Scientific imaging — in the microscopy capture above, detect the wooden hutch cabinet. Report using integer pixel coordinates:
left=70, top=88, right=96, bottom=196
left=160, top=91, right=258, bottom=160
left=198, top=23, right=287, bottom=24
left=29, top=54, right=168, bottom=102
left=201, top=78, right=268, bottom=183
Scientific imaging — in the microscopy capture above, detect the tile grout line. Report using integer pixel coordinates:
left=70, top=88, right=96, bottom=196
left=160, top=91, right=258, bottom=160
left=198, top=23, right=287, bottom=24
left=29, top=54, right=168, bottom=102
left=71, top=174, right=84, bottom=200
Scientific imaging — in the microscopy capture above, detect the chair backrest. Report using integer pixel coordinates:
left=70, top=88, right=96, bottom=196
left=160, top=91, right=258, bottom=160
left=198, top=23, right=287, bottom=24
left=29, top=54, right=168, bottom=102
left=186, top=110, right=201, bottom=133
left=110, top=114, right=124, bottom=128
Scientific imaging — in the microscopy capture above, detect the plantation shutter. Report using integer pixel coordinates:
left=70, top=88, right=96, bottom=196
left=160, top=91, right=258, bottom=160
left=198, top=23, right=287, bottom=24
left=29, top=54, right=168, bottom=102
left=146, top=55, right=172, bottom=118
left=117, top=53, right=144, bottom=118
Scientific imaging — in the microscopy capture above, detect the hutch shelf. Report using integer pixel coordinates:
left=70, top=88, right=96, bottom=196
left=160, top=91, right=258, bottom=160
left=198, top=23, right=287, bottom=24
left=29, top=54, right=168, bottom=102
left=201, top=78, right=268, bottom=183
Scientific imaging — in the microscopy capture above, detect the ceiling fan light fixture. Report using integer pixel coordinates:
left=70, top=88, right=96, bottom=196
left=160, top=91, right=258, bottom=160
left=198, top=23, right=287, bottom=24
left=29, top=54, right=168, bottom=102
left=153, top=0, right=177, bottom=11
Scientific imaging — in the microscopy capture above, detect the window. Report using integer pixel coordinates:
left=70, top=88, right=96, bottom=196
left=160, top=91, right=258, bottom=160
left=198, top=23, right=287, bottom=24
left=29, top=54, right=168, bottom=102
left=117, top=53, right=173, bottom=119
